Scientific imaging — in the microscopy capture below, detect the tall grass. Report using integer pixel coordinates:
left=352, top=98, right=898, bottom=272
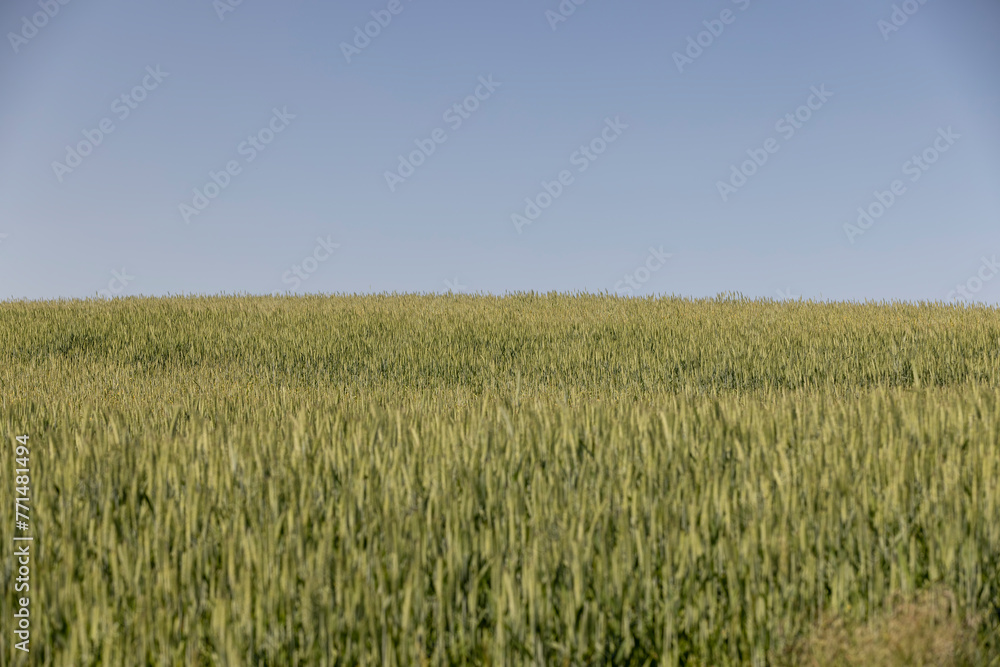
left=1, top=294, right=998, bottom=664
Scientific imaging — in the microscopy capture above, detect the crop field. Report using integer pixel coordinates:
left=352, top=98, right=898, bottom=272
left=1, top=293, right=999, bottom=666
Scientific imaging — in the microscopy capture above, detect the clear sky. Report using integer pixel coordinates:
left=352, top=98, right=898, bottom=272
left=2, top=0, right=998, bottom=303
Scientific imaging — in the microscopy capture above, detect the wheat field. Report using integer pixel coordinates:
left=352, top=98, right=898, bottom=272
left=1, top=293, right=998, bottom=665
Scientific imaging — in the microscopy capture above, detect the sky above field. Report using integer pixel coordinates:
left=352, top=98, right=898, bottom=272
left=1, top=0, right=999, bottom=303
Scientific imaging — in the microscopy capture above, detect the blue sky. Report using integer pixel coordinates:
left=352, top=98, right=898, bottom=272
left=2, top=0, right=998, bottom=303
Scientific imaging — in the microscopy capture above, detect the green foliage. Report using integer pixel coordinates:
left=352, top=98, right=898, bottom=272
left=1, top=294, right=998, bottom=665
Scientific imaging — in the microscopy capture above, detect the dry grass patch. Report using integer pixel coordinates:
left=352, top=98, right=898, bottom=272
left=776, top=588, right=996, bottom=667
